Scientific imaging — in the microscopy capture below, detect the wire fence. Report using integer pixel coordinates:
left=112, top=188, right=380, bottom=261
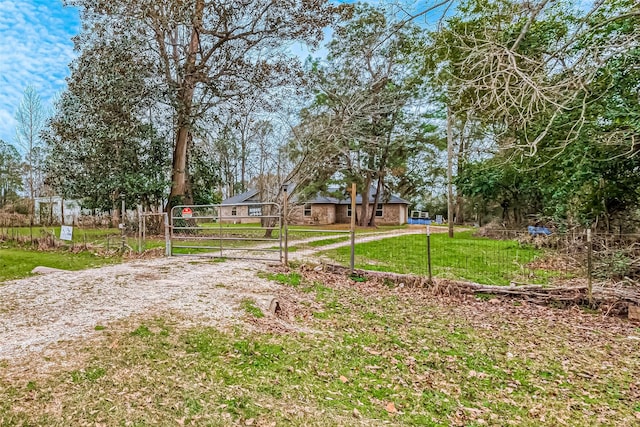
left=295, top=227, right=640, bottom=287
left=2, top=214, right=638, bottom=288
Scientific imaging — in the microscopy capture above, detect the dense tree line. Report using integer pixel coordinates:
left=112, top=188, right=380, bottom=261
left=32, top=0, right=639, bottom=231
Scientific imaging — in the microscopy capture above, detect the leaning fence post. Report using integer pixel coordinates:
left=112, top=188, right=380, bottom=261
left=427, top=224, right=433, bottom=284
left=587, top=228, right=593, bottom=306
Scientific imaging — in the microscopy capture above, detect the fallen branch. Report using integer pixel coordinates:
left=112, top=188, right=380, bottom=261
left=317, top=264, right=640, bottom=316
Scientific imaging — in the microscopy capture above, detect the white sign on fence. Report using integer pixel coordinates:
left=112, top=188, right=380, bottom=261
left=60, top=225, right=73, bottom=241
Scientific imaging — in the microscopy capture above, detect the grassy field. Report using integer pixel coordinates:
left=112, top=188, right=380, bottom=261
left=1, top=225, right=121, bottom=242
left=0, top=245, right=118, bottom=282
left=1, top=269, right=637, bottom=426
left=321, top=231, right=565, bottom=285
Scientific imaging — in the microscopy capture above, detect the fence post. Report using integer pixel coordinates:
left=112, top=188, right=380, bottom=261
left=120, top=196, right=126, bottom=251
left=283, top=188, right=289, bottom=266
left=587, top=228, right=593, bottom=306
left=164, top=212, right=171, bottom=256
left=427, top=224, right=432, bottom=284
left=350, top=183, right=356, bottom=274
left=137, top=205, right=142, bottom=254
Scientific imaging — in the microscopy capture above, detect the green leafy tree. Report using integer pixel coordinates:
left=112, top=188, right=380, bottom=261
left=44, top=36, right=170, bottom=219
left=0, top=140, right=22, bottom=208
left=432, top=0, right=640, bottom=229
left=66, top=0, right=341, bottom=209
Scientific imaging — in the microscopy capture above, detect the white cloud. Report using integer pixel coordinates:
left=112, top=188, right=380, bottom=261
left=0, top=0, right=79, bottom=142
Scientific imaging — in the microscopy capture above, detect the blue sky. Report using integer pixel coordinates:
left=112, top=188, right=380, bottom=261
left=0, top=0, right=451, bottom=147
left=0, top=0, right=79, bottom=144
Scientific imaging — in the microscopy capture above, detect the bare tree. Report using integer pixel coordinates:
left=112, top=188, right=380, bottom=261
left=291, top=4, right=433, bottom=227
left=15, top=86, right=46, bottom=228
left=428, top=0, right=640, bottom=155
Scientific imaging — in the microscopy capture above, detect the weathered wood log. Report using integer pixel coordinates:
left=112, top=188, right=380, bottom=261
left=316, top=263, right=640, bottom=314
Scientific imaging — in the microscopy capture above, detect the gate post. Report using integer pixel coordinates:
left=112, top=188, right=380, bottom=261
left=164, top=212, right=171, bottom=256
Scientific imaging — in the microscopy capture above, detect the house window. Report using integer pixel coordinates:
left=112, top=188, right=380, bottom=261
left=248, top=205, right=262, bottom=216
left=231, top=206, right=237, bottom=216
left=347, top=205, right=352, bottom=217
left=303, top=204, right=312, bottom=217
left=376, top=203, right=383, bottom=217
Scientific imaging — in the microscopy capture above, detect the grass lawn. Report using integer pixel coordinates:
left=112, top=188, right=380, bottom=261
left=1, top=226, right=120, bottom=242
left=321, top=231, right=564, bottom=285
left=0, top=246, right=118, bottom=282
left=1, top=269, right=637, bottom=426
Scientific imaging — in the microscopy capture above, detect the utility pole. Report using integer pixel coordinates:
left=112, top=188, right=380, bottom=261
left=447, top=105, right=454, bottom=238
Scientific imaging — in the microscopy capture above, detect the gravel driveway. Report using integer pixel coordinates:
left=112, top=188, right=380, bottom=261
left=0, top=257, right=279, bottom=364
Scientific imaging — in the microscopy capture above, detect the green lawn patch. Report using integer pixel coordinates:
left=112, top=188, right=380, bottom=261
left=240, top=299, right=265, bottom=318
left=258, top=271, right=302, bottom=287
left=306, top=236, right=350, bottom=247
left=0, top=246, right=118, bottom=283
left=321, top=230, right=564, bottom=285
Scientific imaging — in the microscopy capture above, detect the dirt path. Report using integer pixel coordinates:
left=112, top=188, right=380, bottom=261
left=0, top=257, right=278, bottom=364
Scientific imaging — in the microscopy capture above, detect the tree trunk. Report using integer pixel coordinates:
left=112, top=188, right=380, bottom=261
left=455, top=131, right=465, bottom=224
left=368, top=176, right=383, bottom=227
left=359, top=173, right=372, bottom=227
left=446, top=105, right=454, bottom=238
left=241, top=137, right=247, bottom=192
left=166, top=0, right=203, bottom=210
left=111, top=199, right=120, bottom=229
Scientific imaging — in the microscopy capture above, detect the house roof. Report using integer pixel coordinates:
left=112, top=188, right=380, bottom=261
left=305, top=184, right=408, bottom=205
left=220, top=189, right=259, bottom=205
left=221, top=185, right=409, bottom=206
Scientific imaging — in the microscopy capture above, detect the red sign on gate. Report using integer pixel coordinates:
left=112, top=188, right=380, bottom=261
left=182, top=207, right=193, bottom=219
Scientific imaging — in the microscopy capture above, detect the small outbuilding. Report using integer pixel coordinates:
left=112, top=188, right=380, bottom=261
left=33, top=196, right=83, bottom=225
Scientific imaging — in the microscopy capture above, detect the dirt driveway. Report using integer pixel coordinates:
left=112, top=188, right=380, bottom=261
left=0, top=257, right=279, bottom=365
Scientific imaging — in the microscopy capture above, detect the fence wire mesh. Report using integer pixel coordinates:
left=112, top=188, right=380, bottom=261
left=294, top=227, right=640, bottom=287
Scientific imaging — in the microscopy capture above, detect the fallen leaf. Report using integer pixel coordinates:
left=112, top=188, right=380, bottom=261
left=385, top=401, right=398, bottom=414
left=365, top=347, right=382, bottom=355
left=245, top=418, right=255, bottom=426
left=353, top=408, right=361, bottom=418
left=339, top=375, right=348, bottom=383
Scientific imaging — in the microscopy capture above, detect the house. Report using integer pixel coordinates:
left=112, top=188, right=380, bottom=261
left=219, top=189, right=265, bottom=224
left=220, top=186, right=409, bottom=226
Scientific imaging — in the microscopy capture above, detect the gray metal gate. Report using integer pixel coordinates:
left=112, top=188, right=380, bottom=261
left=169, top=202, right=282, bottom=261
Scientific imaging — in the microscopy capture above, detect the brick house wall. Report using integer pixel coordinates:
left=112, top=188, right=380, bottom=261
left=289, top=203, right=337, bottom=225
left=219, top=205, right=262, bottom=224
left=335, top=203, right=407, bottom=225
